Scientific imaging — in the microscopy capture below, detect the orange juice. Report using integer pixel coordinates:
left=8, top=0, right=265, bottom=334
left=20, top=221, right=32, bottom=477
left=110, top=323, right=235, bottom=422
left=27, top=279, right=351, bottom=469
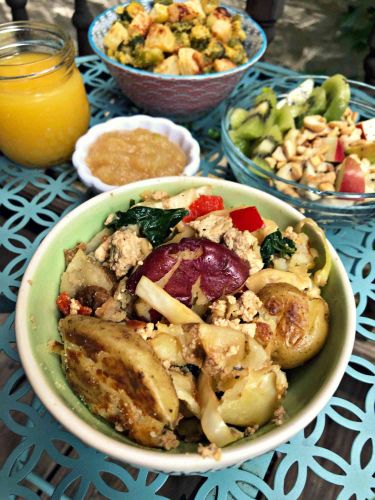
left=0, top=47, right=90, bottom=168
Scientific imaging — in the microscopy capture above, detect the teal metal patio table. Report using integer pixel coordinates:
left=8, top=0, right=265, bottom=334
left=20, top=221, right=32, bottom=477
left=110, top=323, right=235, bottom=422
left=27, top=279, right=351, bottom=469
left=0, top=55, right=374, bottom=499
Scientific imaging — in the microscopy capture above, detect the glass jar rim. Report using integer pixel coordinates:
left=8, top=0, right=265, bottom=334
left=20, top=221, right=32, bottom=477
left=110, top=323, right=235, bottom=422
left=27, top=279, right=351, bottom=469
left=0, top=21, right=75, bottom=80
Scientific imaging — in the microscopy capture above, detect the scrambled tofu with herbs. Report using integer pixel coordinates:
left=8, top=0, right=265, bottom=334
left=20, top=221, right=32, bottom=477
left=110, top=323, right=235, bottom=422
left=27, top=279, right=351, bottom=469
left=54, top=186, right=332, bottom=456
left=103, top=0, right=248, bottom=74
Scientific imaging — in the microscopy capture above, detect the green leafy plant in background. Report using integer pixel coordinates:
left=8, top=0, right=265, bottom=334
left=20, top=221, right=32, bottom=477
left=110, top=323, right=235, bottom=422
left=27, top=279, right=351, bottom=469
left=339, top=0, right=375, bottom=51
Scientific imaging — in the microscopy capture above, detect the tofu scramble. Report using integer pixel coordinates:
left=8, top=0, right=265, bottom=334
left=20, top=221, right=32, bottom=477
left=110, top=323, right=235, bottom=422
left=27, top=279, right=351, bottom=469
left=53, top=186, right=331, bottom=455
left=103, top=0, right=248, bottom=75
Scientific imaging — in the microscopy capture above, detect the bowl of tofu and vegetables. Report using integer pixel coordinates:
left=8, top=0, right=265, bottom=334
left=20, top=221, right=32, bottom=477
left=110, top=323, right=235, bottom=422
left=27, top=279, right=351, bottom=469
left=16, top=176, right=355, bottom=473
left=222, top=74, right=375, bottom=226
left=88, top=0, right=267, bottom=120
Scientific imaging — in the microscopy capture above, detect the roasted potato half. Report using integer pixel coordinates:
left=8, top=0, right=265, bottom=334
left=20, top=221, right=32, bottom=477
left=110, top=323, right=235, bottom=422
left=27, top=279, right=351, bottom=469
left=60, top=249, right=115, bottom=297
left=256, top=283, right=329, bottom=369
left=59, top=315, right=179, bottom=449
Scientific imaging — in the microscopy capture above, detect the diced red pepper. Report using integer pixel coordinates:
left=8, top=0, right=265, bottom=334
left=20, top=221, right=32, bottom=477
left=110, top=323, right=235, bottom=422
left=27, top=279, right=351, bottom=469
left=77, top=304, right=92, bottom=316
left=183, top=195, right=224, bottom=223
left=56, top=292, right=92, bottom=316
left=56, top=292, right=71, bottom=316
left=230, top=206, right=264, bottom=232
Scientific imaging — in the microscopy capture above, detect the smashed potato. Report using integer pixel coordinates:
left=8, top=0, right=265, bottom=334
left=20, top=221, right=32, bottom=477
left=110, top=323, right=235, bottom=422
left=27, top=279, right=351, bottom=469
left=256, top=283, right=329, bottom=368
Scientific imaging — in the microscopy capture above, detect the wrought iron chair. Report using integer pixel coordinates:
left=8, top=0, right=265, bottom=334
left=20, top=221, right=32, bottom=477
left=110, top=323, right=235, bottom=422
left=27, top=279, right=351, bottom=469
left=5, top=0, right=286, bottom=56
left=4, top=0, right=375, bottom=84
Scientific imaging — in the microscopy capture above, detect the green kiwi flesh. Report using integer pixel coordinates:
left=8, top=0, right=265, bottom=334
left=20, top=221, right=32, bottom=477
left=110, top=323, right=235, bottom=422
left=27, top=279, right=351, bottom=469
left=322, top=74, right=350, bottom=122
left=276, top=105, right=295, bottom=133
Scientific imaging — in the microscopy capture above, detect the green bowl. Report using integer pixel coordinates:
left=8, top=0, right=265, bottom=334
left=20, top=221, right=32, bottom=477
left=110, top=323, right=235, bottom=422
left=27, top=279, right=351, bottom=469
left=15, top=176, right=355, bottom=474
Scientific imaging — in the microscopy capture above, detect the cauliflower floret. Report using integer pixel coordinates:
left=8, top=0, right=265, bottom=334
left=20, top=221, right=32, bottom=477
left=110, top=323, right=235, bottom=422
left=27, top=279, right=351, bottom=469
left=145, top=23, right=176, bottom=52
left=224, top=227, right=263, bottom=275
left=283, top=226, right=318, bottom=273
left=128, top=11, right=152, bottom=38
left=189, top=212, right=233, bottom=243
left=213, top=58, right=236, bottom=72
left=207, top=8, right=232, bottom=43
left=154, top=54, right=181, bottom=75
left=103, top=22, right=129, bottom=51
left=177, top=47, right=203, bottom=75
left=108, top=226, right=152, bottom=278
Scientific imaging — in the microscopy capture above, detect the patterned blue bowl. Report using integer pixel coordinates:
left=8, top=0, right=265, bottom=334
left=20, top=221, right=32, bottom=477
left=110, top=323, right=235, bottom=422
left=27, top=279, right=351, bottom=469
left=222, top=75, right=375, bottom=227
left=88, top=1, right=267, bottom=120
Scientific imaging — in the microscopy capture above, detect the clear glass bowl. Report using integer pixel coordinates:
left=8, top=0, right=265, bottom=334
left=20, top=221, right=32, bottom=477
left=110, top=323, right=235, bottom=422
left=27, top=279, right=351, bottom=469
left=221, top=75, right=375, bottom=227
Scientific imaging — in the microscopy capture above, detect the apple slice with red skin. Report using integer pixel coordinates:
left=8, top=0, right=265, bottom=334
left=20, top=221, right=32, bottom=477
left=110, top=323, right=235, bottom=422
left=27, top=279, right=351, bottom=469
left=356, top=118, right=375, bottom=141
left=321, top=137, right=345, bottom=163
left=335, top=156, right=366, bottom=193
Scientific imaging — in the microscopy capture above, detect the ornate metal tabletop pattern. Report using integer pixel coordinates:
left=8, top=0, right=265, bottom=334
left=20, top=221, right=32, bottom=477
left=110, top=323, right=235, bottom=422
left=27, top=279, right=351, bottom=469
left=0, top=56, right=374, bottom=499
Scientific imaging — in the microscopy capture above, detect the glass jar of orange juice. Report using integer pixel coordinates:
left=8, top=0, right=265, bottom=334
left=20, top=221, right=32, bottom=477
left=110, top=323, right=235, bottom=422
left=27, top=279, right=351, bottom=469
left=0, top=22, right=90, bottom=168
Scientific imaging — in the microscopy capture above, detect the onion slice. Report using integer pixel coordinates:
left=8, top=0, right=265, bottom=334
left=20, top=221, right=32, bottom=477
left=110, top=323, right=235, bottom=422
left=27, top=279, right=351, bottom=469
left=198, top=371, right=243, bottom=447
left=135, top=276, right=203, bottom=324
left=294, top=218, right=332, bottom=287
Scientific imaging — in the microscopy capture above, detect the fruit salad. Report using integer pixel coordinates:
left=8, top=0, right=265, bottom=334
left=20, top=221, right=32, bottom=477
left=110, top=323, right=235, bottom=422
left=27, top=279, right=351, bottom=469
left=228, top=75, right=375, bottom=199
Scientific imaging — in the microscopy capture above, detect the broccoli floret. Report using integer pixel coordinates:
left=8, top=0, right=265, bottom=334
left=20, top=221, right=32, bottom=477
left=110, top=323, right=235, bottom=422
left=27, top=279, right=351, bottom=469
left=118, top=2, right=144, bottom=23
left=204, top=39, right=225, bottom=60
left=154, top=0, right=173, bottom=5
left=129, top=35, right=145, bottom=53
left=169, top=21, right=194, bottom=33
left=175, top=31, right=191, bottom=49
left=190, top=24, right=210, bottom=51
left=133, top=47, right=164, bottom=69
left=232, top=15, right=246, bottom=41
left=225, top=40, right=247, bottom=65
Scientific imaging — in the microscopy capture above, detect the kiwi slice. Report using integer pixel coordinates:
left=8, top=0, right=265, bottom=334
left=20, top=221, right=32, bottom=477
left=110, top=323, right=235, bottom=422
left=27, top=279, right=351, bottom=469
left=276, top=105, right=295, bottom=133
left=251, top=124, right=282, bottom=158
left=249, top=156, right=273, bottom=179
left=254, top=87, right=277, bottom=108
left=230, top=108, right=249, bottom=130
left=236, top=99, right=276, bottom=140
left=229, top=130, right=252, bottom=156
left=305, top=87, right=327, bottom=116
left=322, top=74, right=350, bottom=122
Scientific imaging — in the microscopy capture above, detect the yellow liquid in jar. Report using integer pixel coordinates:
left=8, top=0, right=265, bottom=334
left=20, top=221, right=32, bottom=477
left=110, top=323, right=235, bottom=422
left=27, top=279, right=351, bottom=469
left=0, top=52, right=90, bottom=168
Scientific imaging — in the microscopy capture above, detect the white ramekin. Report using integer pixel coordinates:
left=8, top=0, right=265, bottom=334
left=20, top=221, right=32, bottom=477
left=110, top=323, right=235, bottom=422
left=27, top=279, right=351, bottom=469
left=72, top=115, right=201, bottom=192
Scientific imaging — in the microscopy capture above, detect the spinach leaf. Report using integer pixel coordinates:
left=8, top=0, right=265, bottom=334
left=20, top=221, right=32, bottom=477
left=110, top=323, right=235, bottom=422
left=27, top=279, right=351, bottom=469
left=260, top=230, right=296, bottom=267
left=107, top=206, right=188, bottom=247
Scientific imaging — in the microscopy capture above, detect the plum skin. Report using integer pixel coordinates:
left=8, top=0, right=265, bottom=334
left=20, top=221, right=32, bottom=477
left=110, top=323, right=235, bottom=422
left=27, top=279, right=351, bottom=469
left=127, top=238, right=249, bottom=306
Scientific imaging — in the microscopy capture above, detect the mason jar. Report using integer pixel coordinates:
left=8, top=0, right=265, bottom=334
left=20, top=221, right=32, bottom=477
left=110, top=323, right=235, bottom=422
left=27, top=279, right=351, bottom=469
left=0, top=21, right=90, bottom=168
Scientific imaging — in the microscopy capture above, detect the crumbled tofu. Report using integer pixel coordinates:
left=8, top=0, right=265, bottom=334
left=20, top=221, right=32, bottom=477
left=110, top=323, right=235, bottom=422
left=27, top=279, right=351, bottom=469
left=114, top=277, right=133, bottom=311
left=140, top=190, right=169, bottom=201
left=283, top=226, right=317, bottom=273
left=211, top=317, right=256, bottom=337
left=135, top=322, right=155, bottom=340
left=272, top=406, right=286, bottom=426
left=189, top=212, right=233, bottom=243
left=158, top=430, right=179, bottom=450
left=223, top=228, right=263, bottom=275
left=94, top=236, right=112, bottom=263
left=108, top=227, right=152, bottom=278
left=244, top=424, right=259, bottom=437
left=198, top=442, right=222, bottom=460
left=69, top=298, right=81, bottom=315
left=95, top=297, right=127, bottom=322
left=211, top=290, right=262, bottom=323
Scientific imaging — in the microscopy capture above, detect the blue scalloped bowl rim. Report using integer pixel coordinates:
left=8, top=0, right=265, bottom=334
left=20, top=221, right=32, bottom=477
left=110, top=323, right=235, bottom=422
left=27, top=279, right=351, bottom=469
left=88, top=1, right=267, bottom=81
